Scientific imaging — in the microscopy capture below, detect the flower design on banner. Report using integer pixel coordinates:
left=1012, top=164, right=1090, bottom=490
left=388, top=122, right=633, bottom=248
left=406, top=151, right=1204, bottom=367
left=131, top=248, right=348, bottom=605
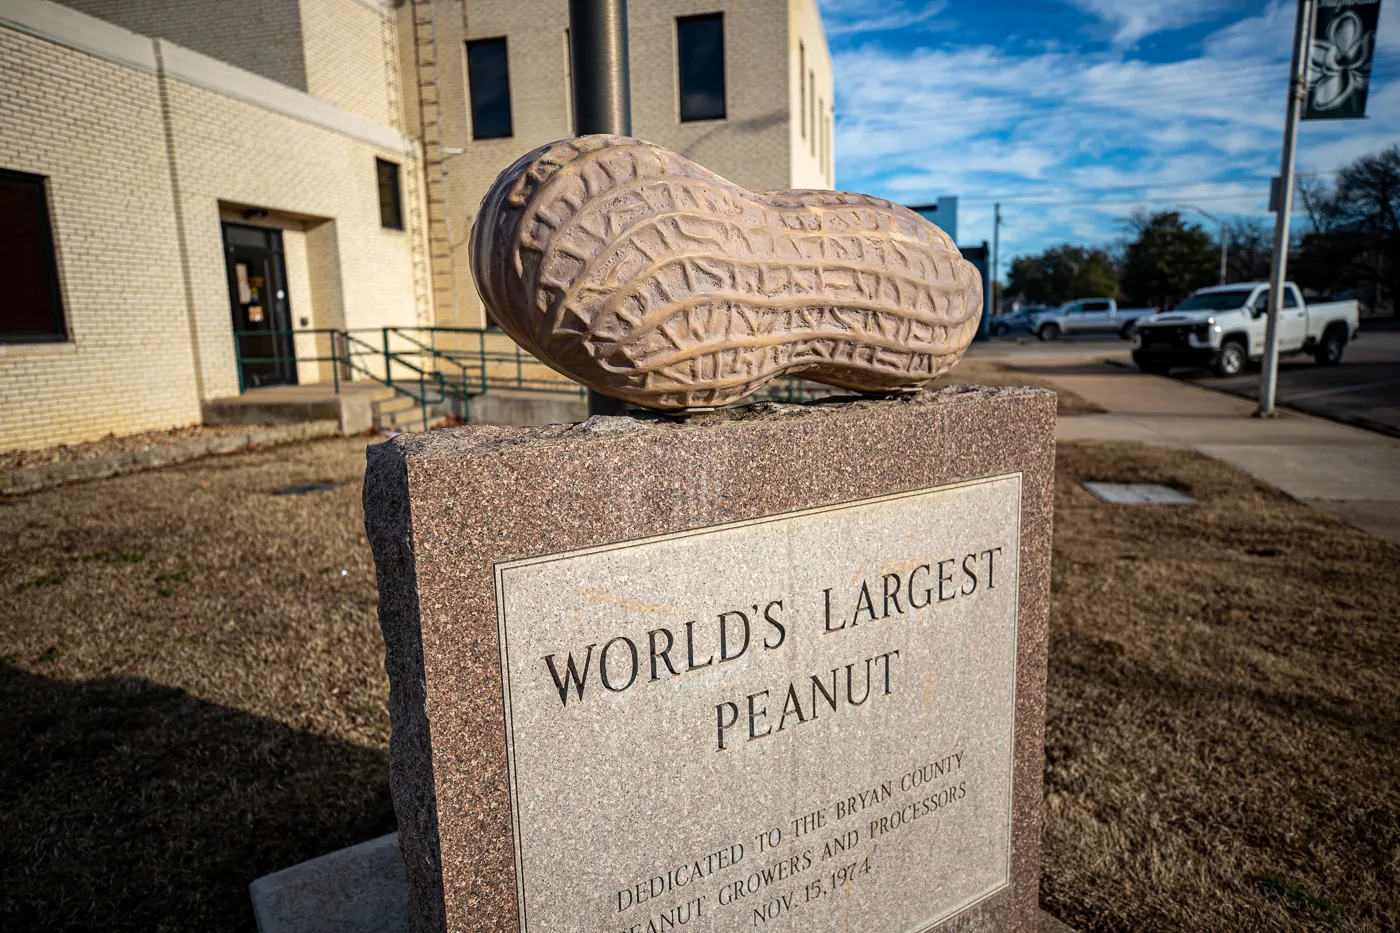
left=1309, top=10, right=1375, bottom=111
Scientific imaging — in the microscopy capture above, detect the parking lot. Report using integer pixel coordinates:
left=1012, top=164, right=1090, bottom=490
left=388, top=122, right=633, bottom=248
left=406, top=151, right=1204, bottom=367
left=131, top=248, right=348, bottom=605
left=980, top=325, right=1400, bottom=438
left=1181, top=326, right=1400, bottom=438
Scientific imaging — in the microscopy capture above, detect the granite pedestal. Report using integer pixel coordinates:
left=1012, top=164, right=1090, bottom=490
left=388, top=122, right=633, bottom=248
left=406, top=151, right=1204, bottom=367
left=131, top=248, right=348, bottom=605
left=365, top=386, right=1056, bottom=933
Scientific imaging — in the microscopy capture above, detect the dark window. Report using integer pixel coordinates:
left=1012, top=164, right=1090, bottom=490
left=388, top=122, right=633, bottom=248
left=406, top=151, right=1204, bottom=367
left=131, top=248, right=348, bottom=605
left=467, top=38, right=513, bottom=139
left=0, top=169, right=66, bottom=343
left=798, top=41, right=805, bottom=138
left=376, top=158, right=403, bottom=230
left=1083, top=300, right=1111, bottom=312
left=1255, top=288, right=1300, bottom=310
left=677, top=13, right=725, bottom=122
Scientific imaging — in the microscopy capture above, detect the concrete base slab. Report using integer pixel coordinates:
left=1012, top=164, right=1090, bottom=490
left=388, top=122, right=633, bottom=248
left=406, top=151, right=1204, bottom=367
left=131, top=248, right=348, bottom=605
left=462, top=389, right=586, bottom=426
left=204, top=382, right=394, bottom=434
left=250, top=833, right=408, bottom=933
left=250, top=833, right=1074, bottom=933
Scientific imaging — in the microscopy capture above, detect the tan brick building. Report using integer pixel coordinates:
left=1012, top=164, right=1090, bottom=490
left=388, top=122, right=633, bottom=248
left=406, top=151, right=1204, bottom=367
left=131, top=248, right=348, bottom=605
left=0, top=0, right=831, bottom=450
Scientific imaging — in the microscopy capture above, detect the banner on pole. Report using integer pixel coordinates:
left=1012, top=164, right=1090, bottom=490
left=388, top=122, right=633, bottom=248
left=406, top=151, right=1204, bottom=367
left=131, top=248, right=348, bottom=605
left=1305, top=0, right=1383, bottom=120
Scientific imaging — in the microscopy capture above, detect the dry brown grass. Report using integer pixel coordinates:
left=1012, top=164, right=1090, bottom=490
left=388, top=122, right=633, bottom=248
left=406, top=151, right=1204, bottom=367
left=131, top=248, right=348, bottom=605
left=0, top=438, right=392, bottom=931
left=0, top=434, right=1395, bottom=931
left=1047, top=442, right=1400, bottom=932
left=936, top=359, right=1104, bottom=415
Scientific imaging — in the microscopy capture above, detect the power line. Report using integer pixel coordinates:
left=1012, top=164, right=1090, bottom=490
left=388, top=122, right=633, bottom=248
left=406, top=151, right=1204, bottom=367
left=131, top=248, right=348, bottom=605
left=954, top=172, right=1337, bottom=203
left=991, top=192, right=1271, bottom=209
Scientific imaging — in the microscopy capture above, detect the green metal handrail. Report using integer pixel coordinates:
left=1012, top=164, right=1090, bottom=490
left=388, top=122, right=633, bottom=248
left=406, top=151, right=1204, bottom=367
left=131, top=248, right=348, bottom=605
left=232, top=326, right=830, bottom=428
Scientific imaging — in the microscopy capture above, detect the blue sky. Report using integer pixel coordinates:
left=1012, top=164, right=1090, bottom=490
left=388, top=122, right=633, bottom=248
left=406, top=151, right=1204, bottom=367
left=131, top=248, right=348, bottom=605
left=819, top=0, right=1400, bottom=267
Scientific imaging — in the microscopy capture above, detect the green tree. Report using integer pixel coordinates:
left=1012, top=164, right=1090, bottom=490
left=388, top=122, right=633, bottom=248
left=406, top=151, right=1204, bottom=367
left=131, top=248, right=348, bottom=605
left=1004, top=244, right=1120, bottom=307
left=1120, top=211, right=1219, bottom=311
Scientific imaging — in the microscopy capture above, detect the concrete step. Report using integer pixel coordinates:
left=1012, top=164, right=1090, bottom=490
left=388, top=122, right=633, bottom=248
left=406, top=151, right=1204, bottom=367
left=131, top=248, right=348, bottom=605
left=376, top=407, right=427, bottom=430
left=373, top=395, right=419, bottom=416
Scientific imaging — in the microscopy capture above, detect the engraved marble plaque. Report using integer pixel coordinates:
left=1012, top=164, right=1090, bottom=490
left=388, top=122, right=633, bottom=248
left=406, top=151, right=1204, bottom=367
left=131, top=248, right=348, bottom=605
left=494, top=474, right=1022, bottom=933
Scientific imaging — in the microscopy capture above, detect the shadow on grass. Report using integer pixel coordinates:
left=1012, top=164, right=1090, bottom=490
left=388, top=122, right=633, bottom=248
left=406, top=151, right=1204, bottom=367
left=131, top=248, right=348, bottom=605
left=0, top=663, right=395, bottom=932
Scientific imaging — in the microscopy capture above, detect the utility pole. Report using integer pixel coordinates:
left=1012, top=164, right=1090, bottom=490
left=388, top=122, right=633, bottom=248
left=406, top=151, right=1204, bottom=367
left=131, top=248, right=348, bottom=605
left=991, top=202, right=1002, bottom=317
left=1182, top=205, right=1228, bottom=285
left=1258, top=0, right=1315, bottom=418
left=569, top=0, right=632, bottom=416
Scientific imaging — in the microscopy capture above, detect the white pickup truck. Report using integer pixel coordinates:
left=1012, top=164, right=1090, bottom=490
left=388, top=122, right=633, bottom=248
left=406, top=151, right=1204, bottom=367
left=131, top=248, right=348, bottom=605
left=1031, top=298, right=1157, bottom=340
left=1131, top=282, right=1359, bottom=377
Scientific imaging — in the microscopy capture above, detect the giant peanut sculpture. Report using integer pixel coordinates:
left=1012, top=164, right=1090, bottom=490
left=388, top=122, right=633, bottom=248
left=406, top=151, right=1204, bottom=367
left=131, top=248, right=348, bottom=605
left=470, top=135, right=982, bottom=410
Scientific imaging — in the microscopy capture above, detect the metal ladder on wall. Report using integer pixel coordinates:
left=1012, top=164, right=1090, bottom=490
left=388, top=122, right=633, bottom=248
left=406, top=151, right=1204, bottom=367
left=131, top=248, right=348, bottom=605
left=408, top=0, right=459, bottom=330
left=379, top=0, right=432, bottom=328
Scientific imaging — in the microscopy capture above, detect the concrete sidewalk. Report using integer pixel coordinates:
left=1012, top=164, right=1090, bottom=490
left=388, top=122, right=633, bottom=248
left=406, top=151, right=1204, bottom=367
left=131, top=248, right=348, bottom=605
left=1010, top=356, right=1400, bottom=546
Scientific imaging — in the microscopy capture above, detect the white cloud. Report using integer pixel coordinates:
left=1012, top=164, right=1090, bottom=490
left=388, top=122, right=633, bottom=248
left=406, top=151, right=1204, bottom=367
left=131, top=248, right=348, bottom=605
left=829, top=1, right=1400, bottom=263
left=1063, top=0, right=1226, bottom=46
left=821, top=0, right=949, bottom=36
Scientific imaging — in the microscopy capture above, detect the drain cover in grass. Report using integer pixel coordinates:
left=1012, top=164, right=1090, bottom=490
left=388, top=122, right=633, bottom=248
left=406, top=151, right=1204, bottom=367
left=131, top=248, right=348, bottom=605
left=273, top=482, right=340, bottom=496
left=1082, top=482, right=1195, bottom=504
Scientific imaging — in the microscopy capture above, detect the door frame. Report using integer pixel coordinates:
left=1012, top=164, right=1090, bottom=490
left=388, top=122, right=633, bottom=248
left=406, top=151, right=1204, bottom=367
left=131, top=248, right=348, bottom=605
left=221, top=222, right=297, bottom=389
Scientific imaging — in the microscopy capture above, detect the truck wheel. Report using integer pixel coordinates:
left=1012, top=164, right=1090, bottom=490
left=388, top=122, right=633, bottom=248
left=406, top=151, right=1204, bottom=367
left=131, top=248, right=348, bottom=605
left=1038, top=323, right=1061, bottom=342
left=1119, top=321, right=1137, bottom=339
left=1212, top=339, right=1246, bottom=377
left=991, top=322, right=1009, bottom=337
left=1314, top=327, right=1346, bottom=366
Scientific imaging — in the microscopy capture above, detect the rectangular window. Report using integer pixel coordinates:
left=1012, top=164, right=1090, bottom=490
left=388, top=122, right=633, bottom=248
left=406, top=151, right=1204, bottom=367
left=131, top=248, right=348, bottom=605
left=0, top=169, right=66, bottom=343
left=376, top=158, right=403, bottom=230
left=809, top=70, right=816, bottom=155
left=828, top=109, right=834, bottom=180
left=799, top=41, right=806, bottom=138
left=818, top=96, right=825, bottom=173
left=677, top=13, right=725, bottom=122
left=563, top=29, right=575, bottom=135
left=467, top=37, right=513, bottom=139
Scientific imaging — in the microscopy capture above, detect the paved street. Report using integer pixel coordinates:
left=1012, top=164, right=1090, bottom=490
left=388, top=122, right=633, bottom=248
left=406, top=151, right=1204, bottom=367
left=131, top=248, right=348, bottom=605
left=1180, top=326, right=1400, bottom=437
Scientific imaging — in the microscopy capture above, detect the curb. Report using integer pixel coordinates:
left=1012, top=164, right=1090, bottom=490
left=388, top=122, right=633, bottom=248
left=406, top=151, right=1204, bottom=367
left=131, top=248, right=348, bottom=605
left=0, top=421, right=341, bottom=495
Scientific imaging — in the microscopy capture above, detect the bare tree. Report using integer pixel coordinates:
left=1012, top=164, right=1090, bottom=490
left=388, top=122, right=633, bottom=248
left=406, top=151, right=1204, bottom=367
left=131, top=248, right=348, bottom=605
left=1294, top=145, right=1400, bottom=313
left=1222, top=217, right=1272, bottom=283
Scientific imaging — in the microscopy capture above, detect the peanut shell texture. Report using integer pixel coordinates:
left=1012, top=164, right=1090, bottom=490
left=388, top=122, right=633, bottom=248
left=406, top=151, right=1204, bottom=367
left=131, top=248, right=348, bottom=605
left=469, top=135, right=983, bottom=410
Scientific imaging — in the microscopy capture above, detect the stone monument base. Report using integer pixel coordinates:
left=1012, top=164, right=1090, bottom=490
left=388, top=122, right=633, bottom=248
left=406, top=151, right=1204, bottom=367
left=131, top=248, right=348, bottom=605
left=249, top=834, right=1075, bottom=933
left=367, top=387, right=1057, bottom=933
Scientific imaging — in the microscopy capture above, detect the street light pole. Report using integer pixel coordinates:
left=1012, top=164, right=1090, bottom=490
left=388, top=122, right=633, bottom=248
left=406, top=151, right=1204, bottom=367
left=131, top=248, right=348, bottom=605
left=1181, top=204, right=1228, bottom=285
left=1258, top=0, right=1315, bottom=418
left=569, top=0, right=633, bottom=415
left=991, top=202, right=1002, bottom=317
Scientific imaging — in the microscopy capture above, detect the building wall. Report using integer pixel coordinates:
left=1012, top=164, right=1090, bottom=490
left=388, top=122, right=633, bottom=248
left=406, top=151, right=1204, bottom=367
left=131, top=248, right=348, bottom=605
left=58, top=0, right=308, bottom=90
left=788, top=0, right=833, bottom=191
left=300, top=0, right=397, bottom=126
left=436, top=0, right=830, bottom=328
left=58, top=0, right=399, bottom=127
left=0, top=25, right=201, bottom=451
left=160, top=52, right=418, bottom=399
left=630, top=0, right=791, bottom=192
left=0, top=0, right=420, bottom=450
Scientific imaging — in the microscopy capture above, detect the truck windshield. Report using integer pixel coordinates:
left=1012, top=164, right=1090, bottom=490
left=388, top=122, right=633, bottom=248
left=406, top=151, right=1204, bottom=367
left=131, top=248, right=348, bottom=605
left=1175, top=290, right=1253, bottom=311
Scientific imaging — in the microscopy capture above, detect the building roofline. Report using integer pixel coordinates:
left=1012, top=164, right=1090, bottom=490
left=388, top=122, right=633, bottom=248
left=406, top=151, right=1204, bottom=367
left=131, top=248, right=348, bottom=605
left=1, top=0, right=408, bottom=155
left=0, top=0, right=157, bottom=72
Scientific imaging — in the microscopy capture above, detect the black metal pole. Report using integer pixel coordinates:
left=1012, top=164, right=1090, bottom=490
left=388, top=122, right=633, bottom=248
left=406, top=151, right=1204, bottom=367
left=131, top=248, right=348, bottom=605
left=569, top=0, right=632, bottom=416
left=569, top=0, right=632, bottom=138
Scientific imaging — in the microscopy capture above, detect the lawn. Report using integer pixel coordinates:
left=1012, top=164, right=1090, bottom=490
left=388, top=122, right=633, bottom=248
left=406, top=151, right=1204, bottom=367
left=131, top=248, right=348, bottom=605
left=1, top=432, right=1395, bottom=930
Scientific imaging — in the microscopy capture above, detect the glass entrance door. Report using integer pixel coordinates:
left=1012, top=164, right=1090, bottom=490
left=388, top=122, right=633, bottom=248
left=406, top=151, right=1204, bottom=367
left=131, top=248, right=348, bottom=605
left=222, top=222, right=296, bottom=389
